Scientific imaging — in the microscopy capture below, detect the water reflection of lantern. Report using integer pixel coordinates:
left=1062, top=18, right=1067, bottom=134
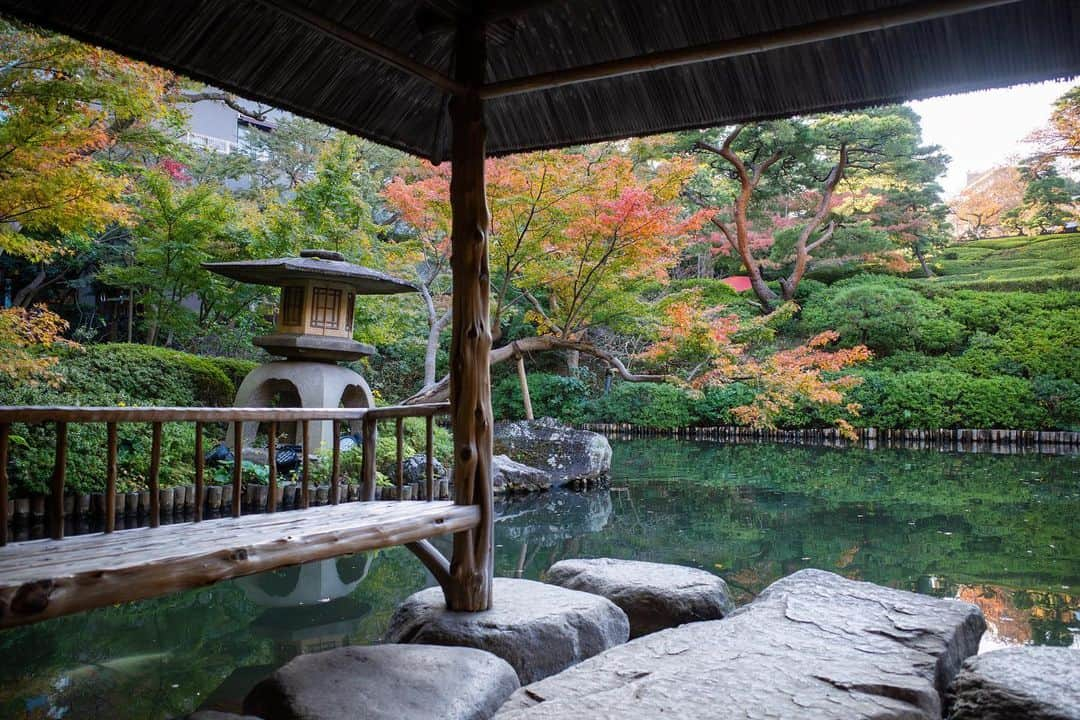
left=203, top=249, right=417, bottom=450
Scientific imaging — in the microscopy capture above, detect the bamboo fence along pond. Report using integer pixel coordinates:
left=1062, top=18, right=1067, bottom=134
left=0, top=403, right=474, bottom=629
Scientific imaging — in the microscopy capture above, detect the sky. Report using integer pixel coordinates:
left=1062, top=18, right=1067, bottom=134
left=908, top=78, right=1079, bottom=198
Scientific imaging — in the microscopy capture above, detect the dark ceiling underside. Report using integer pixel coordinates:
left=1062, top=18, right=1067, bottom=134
left=1, top=0, right=1077, bottom=160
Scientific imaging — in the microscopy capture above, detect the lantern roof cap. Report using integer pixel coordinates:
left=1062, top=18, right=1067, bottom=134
left=203, top=252, right=417, bottom=295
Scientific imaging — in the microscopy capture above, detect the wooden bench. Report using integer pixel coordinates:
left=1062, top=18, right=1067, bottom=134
left=0, top=403, right=466, bottom=628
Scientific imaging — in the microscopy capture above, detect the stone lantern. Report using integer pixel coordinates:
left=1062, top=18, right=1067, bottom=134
left=203, top=249, right=417, bottom=450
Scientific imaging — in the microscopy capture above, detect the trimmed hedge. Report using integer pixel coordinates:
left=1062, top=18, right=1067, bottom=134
left=0, top=344, right=247, bottom=496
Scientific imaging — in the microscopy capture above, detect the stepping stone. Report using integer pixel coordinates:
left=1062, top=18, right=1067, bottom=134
left=947, top=646, right=1080, bottom=720
left=496, top=569, right=985, bottom=719
left=545, top=557, right=735, bottom=637
left=243, top=644, right=518, bottom=720
left=385, top=578, right=629, bottom=684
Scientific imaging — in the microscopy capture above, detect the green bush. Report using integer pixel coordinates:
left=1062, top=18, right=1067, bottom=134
left=589, top=382, right=695, bottom=429
left=801, top=276, right=964, bottom=355
left=0, top=343, right=242, bottom=496
left=57, top=343, right=236, bottom=407
left=692, top=383, right=757, bottom=425
left=1031, top=377, right=1080, bottom=431
left=848, top=371, right=1050, bottom=429
left=492, top=372, right=592, bottom=424
left=953, top=309, right=1080, bottom=384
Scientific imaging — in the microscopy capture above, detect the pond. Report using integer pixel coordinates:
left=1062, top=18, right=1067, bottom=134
left=1, top=439, right=1077, bottom=719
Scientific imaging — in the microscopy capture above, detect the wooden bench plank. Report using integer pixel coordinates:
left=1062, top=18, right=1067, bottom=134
left=0, top=501, right=477, bottom=629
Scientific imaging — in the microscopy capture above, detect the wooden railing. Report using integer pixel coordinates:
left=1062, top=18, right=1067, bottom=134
left=0, top=402, right=450, bottom=546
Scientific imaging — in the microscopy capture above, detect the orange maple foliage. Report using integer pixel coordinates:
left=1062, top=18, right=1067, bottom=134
left=644, top=297, right=872, bottom=438
left=0, top=304, right=77, bottom=386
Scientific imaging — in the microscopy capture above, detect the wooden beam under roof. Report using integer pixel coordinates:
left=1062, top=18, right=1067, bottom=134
left=479, top=0, right=1026, bottom=98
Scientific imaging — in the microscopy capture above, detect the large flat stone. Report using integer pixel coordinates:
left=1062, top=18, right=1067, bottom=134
left=385, top=578, right=629, bottom=684
left=545, top=558, right=735, bottom=638
left=243, top=644, right=518, bottom=720
left=497, top=569, right=985, bottom=719
left=493, top=418, right=611, bottom=485
left=948, top=646, right=1080, bottom=720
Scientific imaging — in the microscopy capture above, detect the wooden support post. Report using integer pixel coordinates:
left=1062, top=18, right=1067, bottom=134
left=267, top=421, right=277, bottom=513
left=446, top=21, right=494, bottom=611
left=425, top=415, right=434, bottom=501
left=150, top=422, right=162, bottom=527
left=231, top=421, right=242, bottom=518
left=0, top=424, right=8, bottom=546
left=516, top=353, right=534, bottom=421
left=330, top=420, right=341, bottom=505
left=361, top=415, right=376, bottom=501
left=396, top=417, right=404, bottom=501
left=50, top=422, right=67, bottom=540
left=301, top=420, right=311, bottom=509
left=106, top=423, right=117, bottom=532
left=194, top=422, right=204, bottom=522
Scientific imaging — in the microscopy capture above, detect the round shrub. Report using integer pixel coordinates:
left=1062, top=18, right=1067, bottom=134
left=801, top=276, right=964, bottom=355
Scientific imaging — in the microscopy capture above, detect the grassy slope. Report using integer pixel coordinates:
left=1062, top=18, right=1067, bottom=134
left=922, top=233, right=1080, bottom=291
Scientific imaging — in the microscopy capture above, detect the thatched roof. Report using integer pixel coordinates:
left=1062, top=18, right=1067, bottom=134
left=2, top=0, right=1077, bottom=160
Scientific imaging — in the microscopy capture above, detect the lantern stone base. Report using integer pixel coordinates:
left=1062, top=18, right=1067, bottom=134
left=227, top=361, right=375, bottom=451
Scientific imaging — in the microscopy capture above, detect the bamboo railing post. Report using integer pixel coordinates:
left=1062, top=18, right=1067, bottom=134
left=0, top=423, right=8, bottom=546
left=105, top=423, right=118, bottom=533
left=301, top=420, right=311, bottom=509
left=396, top=417, right=404, bottom=501
left=194, top=422, right=204, bottom=522
left=361, top=415, right=376, bottom=501
left=445, top=21, right=495, bottom=611
left=425, top=415, right=435, bottom=502
left=149, top=422, right=162, bottom=527
left=267, top=421, right=277, bottom=513
left=330, top=420, right=341, bottom=505
left=49, top=422, right=68, bottom=540
left=231, top=421, right=242, bottom=517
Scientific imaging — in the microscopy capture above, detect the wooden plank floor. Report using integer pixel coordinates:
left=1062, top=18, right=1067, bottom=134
left=0, top=501, right=478, bottom=629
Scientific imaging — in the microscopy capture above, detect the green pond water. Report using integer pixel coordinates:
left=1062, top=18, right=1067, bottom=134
left=1, top=439, right=1077, bottom=719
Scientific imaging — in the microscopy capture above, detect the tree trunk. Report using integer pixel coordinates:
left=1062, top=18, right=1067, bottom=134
left=12, top=268, right=47, bottom=308
left=423, top=309, right=450, bottom=388
left=444, top=23, right=494, bottom=613
left=914, top=245, right=935, bottom=278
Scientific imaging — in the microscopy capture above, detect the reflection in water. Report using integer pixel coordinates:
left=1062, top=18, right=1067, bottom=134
left=0, top=439, right=1076, bottom=719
